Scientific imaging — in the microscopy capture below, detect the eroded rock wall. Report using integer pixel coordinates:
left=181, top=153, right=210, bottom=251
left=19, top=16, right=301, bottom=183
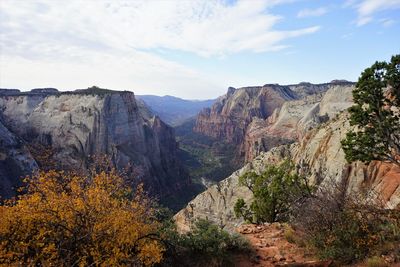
left=194, top=82, right=355, bottom=163
left=0, top=89, right=189, bottom=198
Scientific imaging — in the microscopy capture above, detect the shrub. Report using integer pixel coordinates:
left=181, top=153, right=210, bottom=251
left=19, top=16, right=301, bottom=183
left=295, top=179, right=400, bottom=264
left=234, top=198, right=252, bottom=222
left=234, top=160, right=314, bottom=223
left=283, top=224, right=296, bottom=244
left=159, top=219, right=252, bottom=267
left=0, top=170, right=164, bottom=266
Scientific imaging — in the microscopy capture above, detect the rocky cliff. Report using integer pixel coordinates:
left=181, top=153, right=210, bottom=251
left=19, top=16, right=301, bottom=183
left=0, top=88, right=190, bottom=200
left=175, top=112, right=400, bottom=232
left=194, top=85, right=297, bottom=145
left=194, top=81, right=355, bottom=163
left=244, top=83, right=354, bottom=161
left=0, top=119, right=37, bottom=198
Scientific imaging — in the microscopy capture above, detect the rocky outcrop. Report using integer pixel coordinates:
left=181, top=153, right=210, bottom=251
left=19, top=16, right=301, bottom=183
left=194, top=82, right=355, bottom=163
left=175, top=112, right=400, bottom=231
left=0, top=88, right=190, bottom=199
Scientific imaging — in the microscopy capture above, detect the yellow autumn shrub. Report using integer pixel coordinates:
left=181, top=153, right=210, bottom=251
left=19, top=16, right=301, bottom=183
left=0, top=169, right=164, bottom=266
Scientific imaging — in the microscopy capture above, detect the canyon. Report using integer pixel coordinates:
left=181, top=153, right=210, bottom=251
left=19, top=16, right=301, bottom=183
left=175, top=84, right=400, bottom=232
left=1, top=80, right=399, bottom=267
left=1, top=81, right=399, bottom=228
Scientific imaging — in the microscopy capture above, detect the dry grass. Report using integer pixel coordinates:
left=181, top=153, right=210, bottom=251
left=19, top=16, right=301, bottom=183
left=365, top=256, right=388, bottom=267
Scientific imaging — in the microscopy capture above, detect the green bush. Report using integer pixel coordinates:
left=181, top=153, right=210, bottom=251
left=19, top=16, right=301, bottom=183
left=158, top=218, right=252, bottom=267
left=180, top=219, right=251, bottom=263
left=234, top=198, right=252, bottom=222
left=234, top=160, right=314, bottom=223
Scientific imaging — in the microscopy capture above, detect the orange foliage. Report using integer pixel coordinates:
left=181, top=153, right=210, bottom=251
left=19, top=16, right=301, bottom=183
left=0, top=170, right=164, bottom=266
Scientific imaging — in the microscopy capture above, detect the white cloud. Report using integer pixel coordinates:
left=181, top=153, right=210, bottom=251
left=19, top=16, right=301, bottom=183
left=380, top=18, right=396, bottom=27
left=347, top=0, right=400, bottom=26
left=297, top=7, right=328, bottom=18
left=0, top=0, right=320, bottom=98
left=357, top=16, right=373, bottom=26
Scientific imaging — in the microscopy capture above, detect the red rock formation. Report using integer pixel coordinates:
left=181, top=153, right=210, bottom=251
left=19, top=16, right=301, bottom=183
left=365, top=161, right=400, bottom=207
left=194, top=85, right=297, bottom=145
left=195, top=82, right=355, bottom=163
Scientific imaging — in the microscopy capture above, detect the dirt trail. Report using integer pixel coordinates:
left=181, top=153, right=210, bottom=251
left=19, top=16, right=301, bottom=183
left=234, top=223, right=332, bottom=267
left=234, top=223, right=400, bottom=267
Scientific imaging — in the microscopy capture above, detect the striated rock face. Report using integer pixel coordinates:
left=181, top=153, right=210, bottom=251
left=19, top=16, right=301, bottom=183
left=194, top=82, right=355, bottom=163
left=244, top=84, right=354, bottom=161
left=0, top=88, right=190, bottom=199
left=175, top=112, right=400, bottom=232
left=194, top=84, right=297, bottom=145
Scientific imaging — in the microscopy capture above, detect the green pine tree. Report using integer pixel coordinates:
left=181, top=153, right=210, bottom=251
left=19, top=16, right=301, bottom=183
left=341, top=55, right=400, bottom=166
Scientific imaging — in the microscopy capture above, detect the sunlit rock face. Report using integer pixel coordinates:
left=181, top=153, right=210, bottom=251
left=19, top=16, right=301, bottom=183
left=244, top=83, right=354, bottom=162
left=175, top=112, right=400, bottom=232
left=194, top=81, right=355, bottom=163
left=194, top=84, right=297, bottom=145
left=0, top=88, right=190, bottom=199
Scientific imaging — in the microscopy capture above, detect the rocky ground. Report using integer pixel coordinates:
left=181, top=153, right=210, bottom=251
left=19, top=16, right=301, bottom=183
left=234, top=223, right=400, bottom=267
left=235, top=223, right=331, bottom=267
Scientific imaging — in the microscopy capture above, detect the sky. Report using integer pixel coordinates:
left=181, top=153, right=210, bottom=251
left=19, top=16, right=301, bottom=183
left=0, top=0, right=399, bottom=99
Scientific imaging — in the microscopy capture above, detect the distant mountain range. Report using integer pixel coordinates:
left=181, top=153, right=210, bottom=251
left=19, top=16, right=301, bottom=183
left=136, top=95, right=215, bottom=126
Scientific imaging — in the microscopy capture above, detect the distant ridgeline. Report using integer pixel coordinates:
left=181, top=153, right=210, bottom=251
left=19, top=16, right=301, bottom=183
left=136, top=94, right=215, bottom=126
left=0, top=86, right=127, bottom=96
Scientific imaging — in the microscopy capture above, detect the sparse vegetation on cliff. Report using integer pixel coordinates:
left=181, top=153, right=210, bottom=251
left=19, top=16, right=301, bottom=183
left=72, top=86, right=123, bottom=95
